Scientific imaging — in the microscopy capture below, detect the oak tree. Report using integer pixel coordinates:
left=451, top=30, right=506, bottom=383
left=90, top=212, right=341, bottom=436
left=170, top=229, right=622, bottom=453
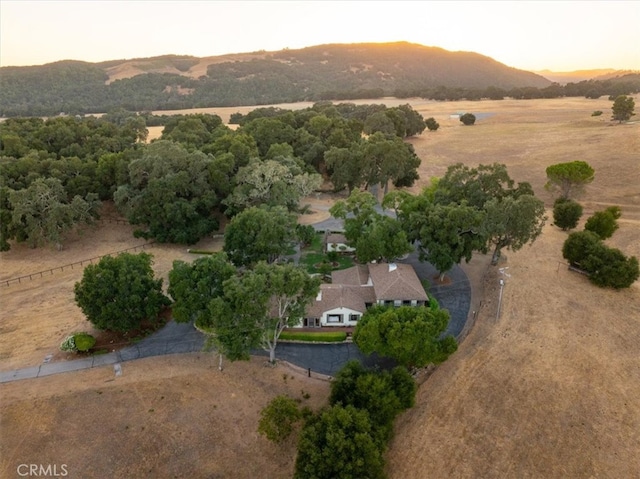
left=223, top=205, right=298, bottom=267
left=74, top=252, right=170, bottom=332
left=611, top=95, right=635, bottom=123
left=354, top=305, right=457, bottom=369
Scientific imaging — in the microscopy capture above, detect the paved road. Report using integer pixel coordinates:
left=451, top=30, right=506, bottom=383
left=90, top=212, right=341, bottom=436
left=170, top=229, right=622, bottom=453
left=0, top=218, right=471, bottom=383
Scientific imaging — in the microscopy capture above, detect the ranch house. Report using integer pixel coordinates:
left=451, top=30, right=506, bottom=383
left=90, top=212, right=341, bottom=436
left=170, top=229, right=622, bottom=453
left=299, top=262, right=428, bottom=328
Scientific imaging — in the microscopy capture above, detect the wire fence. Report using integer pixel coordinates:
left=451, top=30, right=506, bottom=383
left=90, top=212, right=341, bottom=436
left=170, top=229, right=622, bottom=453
left=1, top=241, right=155, bottom=287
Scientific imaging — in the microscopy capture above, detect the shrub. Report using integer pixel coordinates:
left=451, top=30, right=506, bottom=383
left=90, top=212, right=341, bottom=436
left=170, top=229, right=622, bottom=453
left=562, top=230, right=639, bottom=289
left=74, top=332, right=96, bottom=352
left=553, top=198, right=583, bottom=230
left=425, top=117, right=440, bottom=131
left=326, top=251, right=339, bottom=262
left=258, top=395, right=301, bottom=443
left=582, top=246, right=639, bottom=289
left=460, top=113, right=476, bottom=125
left=329, top=360, right=416, bottom=440
left=60, top=335, right=77, bottom=352
left=562, top=230, right=601, bottom=266
left=294, top=405, right=385, bottom=479
left=591, top=110, right=603, bottom=117
left=585, top=206, right=621, bottom=239
left=60, top=332, right=96, bottom=352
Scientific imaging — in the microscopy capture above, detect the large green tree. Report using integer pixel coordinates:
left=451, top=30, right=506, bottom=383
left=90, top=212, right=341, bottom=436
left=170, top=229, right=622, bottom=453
left=223, top=205, right=298, bottom=267
left=223, top=157, right=321, bottom=214
left=205, top=262, right=320, bottom=363
left=581, top=245, right=639, bottom=290
left=294, top=404, right=385, bottom=479
left=114, top=140, right=220, bottom=244
left=562, top=230, right=602, bottom=267
left=483, top=194, right=547, bottom=264
left=611, top=95, right=635, bottom=123
left=545, top=161, right=595, bottom=200
left=354, top=215, right=413, bottom=264
left=329, top=360, right=417, bottom=439
left=325, top=145, right=365, bottom=194
left=360, top=132, right=421, bottom=193
left=400, top=197, right=487, bottom=280
left=8, top=177, right=99, bottom=249
left=354, top=305, right=457, bottom=369
left=330, top=190, right=412, bottom=263
left=167, top=253, right=236, bottom=324
left=553, top=198, right=583, bottom=231
left=435, top=163, right=533, bottom=209
left=74, top=252, right=170, bottom=332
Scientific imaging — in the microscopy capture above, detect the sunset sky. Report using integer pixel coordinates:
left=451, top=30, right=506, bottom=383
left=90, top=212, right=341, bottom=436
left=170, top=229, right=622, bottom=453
left=1, top=0, right=639, bottom=71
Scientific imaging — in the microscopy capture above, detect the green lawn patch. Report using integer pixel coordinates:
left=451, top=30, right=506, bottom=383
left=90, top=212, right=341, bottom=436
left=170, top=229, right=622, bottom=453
left=299, top=252, right=355, bottom=274
left=279, top=331, right=347, bottom=342
left=299, top=233, right=324, bottom=254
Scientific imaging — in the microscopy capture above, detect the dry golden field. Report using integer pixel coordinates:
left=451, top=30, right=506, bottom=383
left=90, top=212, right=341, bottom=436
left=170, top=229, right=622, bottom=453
left=1, top=96, right=639, bottom=478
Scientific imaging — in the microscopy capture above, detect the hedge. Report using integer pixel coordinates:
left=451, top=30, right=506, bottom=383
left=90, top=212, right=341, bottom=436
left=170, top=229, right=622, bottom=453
left=279, top=331, right=347, bottom=342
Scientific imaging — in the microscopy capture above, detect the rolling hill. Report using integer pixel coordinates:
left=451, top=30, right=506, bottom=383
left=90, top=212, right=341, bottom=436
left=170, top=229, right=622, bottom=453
left=535, top=68, right=640, bottom=84
left=0, top=42, right=552, bottom=117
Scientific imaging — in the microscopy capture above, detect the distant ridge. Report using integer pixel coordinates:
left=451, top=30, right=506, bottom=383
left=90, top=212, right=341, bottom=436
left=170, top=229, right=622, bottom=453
left=0, top=41, right=614, bottom=117
left=3, top=43, right=638, bottom=118
left=535, top=68, right=640, bottom=84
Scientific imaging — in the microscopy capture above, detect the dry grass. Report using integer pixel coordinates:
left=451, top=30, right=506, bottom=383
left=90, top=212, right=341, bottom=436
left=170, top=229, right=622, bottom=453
left=0, top=355, right=330, bottom=479
left=0, top=97, right=639, bottom=478
left=386, top=96, right=640, bottom=478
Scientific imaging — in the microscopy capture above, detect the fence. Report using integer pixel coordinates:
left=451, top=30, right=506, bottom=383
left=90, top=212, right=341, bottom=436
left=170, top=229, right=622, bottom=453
left=1, top=241, right=155, bottom=287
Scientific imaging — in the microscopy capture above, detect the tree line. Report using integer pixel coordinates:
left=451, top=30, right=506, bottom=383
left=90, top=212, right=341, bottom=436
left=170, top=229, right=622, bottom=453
left=0, top=103, right=427, bottom=250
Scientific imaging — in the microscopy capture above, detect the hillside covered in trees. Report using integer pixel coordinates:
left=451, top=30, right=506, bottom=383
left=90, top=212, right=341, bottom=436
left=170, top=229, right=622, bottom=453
left=0, top=42, right=550, bottom=117
left=3, top=42, right=638, bottom=118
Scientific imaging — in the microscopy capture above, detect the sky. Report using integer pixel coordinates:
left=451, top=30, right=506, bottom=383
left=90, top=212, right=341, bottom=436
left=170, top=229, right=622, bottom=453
left=1, top=1, right=639, bottom=72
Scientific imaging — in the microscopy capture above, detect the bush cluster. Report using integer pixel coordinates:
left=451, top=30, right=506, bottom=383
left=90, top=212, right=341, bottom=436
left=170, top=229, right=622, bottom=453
left=59, top=332, right=96, bottom=353
left=294, top=361, right=416, bottom=478
left=563, top=230, right=639, bottom=289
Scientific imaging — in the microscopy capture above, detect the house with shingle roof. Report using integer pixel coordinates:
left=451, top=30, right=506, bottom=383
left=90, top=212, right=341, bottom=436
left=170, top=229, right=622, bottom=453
left=298, top=262, right=428, bottom=328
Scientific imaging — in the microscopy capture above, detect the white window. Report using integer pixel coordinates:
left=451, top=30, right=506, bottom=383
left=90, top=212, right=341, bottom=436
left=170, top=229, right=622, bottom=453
left=349, top=314, right=360, bottom=322
left=327, top=314, right=343, bottom=323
